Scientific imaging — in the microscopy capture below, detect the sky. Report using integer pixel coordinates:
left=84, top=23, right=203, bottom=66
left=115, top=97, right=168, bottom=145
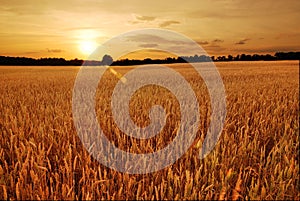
left=0, top=0, right=299, bottom=60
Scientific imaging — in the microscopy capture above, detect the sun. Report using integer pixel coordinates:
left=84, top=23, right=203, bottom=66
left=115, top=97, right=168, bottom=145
left=78, top=40, right=98, bottom=55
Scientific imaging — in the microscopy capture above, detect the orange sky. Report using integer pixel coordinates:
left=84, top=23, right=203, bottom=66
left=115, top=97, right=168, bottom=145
left=0, top=0, right=299, bottom=60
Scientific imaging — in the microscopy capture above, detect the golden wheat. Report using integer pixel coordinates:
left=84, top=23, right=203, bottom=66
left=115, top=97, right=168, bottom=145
left=0, top=61, right=299, bottom=200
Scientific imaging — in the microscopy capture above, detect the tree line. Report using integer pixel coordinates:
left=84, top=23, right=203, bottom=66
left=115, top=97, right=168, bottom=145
left=0, top=52, right=299, bottom=66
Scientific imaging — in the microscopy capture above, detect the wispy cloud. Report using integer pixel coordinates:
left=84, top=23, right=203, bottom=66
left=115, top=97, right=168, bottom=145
left=159, top=20, right=180, bottom=28
left=235, top=38, right=251, bottom=45
left=212, top=39, right=224, bottom=43
left=126, top=33, right=200, bottom=55
left=135, top=15, right=156, bottom=21
left=47, top=48, right=64, bottom=53
left=129, top=14, right=156, bottom=24
left=126, top=34, right=193, bottom=46
left=205, top=44, right=227, bottom=52
left=196, top=41, right=209, bottom=45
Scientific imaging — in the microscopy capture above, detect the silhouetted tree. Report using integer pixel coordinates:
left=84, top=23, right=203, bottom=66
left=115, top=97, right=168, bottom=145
left=101, top=54, right=113, bottom=66
left=275, top=52, right=300, bottom=60
left=217, top=56, right=226, bottom=61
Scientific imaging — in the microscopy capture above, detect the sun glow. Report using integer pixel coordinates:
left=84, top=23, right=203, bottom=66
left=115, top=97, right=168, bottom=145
left=75, top=30, right=101, bottom=55
left=78, top=40, right=98, bottom=55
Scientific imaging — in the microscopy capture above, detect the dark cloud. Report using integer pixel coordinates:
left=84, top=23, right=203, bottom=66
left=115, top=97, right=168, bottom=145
left=47, top=48, right=64, bottom=53
left=235, top=38, right=250, bottom=45
left=159, top=20, right=180, bottom=28
left=139, top=43, right=159, bottom=48
left=212, top=39, right=224, bottom=43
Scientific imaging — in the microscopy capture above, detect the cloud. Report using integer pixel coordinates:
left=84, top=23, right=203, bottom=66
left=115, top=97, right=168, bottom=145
left=127, top=34, right=194, bottom=45
left=196, top=41, right=209, bottom=45
left=47, top=48, right=64, bottom=53
left=130, top=15, right=180, bottom=28
left=159, top=20, right=180, bottom=28
left=127, top=34, right=169, bottom=43
left=128, top=20, right=140, bottom=25
left=129, top=14, right=157, bottom=25
left=135, top=15, right=156, bottom=21
left=204, top=44, right=227, bottom=53
left=186, top=10, right=245, bottom=19
left=139, top=43, right=159, bottom=48
left=235, top=38, right=251, bottom=45
left=212, top=39, right=224, bottom=43
left=126, top=33, right=201, bottom=55
left=168, top=45, right=207, bottom=55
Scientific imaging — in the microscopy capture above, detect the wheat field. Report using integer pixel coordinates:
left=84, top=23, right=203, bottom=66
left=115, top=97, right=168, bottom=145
left=0, top=61, right=299, bottom=200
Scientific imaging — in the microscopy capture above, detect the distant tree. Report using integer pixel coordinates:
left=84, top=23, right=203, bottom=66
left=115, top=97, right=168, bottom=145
left=275, top=52, right=300, bottom=60
left=199, top=55, right=210, bottom=62
left=252, top=54, right=260, bottom=61
left=217, top=56, right=226, bottom=61
left=101, top=54, right=113, bottom=66
left=143, top=58, right=152, bottom=64
left=264, top=54, right=275, bottom=61
left=1, top=51, right=299, bottom=66
left=165, top=57, right=176, bottom=63
left=240, top=54, right=246, bottom=61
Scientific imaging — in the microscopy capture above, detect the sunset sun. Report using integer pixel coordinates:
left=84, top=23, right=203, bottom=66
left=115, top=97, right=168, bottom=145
left=78, top=40, right=98, bottom=55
